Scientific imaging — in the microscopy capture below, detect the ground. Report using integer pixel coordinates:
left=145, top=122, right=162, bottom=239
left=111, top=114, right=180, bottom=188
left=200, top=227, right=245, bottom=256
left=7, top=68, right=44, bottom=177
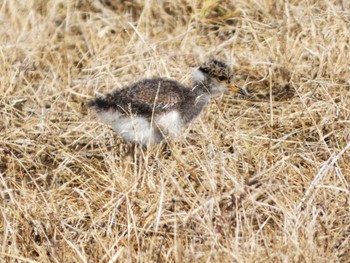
left=1, top=0, right=350, bottom=262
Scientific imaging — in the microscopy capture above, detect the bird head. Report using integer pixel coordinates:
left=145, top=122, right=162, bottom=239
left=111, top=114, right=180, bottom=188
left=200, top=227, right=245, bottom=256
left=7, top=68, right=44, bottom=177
left=192, top=59, right=246, bottom=96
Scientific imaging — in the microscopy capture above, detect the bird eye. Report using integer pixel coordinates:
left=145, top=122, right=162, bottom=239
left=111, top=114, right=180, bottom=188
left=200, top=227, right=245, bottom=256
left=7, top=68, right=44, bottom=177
left=218, top=76, right=226, bottom=81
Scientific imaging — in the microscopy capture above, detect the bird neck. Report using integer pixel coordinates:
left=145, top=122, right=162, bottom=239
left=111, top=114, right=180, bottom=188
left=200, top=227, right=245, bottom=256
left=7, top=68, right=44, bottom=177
left=191, top=68, right=213, bottom=95
left=191, top=83, right=213, bottom=109
left=180, top=87, right=210, bottom=125
left=191, top=82, right=210, bottom=97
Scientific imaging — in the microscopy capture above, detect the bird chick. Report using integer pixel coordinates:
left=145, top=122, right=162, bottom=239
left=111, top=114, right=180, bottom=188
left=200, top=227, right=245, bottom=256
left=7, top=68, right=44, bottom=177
left=88, top=59, right=242, bottom=146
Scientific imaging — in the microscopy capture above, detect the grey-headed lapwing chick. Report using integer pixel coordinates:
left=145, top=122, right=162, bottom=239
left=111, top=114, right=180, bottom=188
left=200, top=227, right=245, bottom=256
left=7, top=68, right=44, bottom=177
left=88, top=59, right=244, bottom=146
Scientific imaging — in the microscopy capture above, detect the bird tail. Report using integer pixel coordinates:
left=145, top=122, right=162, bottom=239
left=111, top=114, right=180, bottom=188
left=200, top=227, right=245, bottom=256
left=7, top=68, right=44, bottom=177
left=86, top=94, right=109, bottom=109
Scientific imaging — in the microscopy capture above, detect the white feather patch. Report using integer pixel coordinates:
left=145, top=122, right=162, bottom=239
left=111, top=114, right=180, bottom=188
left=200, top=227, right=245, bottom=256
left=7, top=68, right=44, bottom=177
left=95, top=110, right=162, bottom=145
left=111, top=116, right=162, bottom=145
left=96, top=110, right=122, bottom=125
left=156, top=110, right=183, bottom=137
left=192, top=68, right=206, bottom=83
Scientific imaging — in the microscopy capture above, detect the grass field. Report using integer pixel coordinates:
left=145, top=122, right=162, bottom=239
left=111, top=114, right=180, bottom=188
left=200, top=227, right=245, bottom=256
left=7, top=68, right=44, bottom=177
left=1, top=0, right=350, bottom=262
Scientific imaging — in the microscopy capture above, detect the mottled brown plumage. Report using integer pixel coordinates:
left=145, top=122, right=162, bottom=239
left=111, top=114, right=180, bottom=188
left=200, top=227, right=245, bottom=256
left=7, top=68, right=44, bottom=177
left=88, top=59, right=242, bottom=146
left=199, top=59, right=233, bottom=83
left=88, top=78, right=186, bottom=116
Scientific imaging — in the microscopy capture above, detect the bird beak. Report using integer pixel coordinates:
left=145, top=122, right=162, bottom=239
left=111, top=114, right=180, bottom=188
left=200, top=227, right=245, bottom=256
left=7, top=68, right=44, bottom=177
left=229, top=84, right=247, bottom=95
left=229, top=83, right=239, bottom=93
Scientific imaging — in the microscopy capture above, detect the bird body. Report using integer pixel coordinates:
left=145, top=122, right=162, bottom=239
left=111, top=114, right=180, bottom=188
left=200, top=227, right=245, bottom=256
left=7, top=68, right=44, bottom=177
left=88, top=59, right=241, bottom=146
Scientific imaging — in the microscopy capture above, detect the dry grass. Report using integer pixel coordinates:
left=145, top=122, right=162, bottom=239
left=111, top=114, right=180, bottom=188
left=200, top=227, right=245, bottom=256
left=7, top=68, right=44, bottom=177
left=1, top=0, right=350, bottom=262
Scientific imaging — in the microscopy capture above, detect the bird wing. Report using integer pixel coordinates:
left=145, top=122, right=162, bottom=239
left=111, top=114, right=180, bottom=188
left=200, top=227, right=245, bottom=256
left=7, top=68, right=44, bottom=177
left=120, top=78, right=186, bottom=115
